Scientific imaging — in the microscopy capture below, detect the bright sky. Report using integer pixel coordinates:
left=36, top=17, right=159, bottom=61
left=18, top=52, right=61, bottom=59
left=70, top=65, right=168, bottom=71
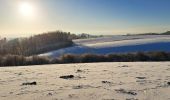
left=0, top=0, right=170, bottom=38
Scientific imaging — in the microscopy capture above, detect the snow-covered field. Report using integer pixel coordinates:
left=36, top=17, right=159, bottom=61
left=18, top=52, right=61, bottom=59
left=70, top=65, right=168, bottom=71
left=40, top=35, right=170, bottom=58
left=0, top=62, right=170, bottom=100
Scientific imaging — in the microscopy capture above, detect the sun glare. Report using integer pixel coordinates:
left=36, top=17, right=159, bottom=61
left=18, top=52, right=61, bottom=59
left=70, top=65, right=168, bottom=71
left=18, top=2, right=34, bottom=17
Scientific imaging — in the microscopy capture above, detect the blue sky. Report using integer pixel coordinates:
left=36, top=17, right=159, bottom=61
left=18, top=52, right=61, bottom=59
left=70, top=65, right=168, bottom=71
left=0, top=0, right=170, bottom=37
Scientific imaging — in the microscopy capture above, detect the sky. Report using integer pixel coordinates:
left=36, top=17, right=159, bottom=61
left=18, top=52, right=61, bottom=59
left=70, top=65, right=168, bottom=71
left=0, top=0, right=170, bottom=38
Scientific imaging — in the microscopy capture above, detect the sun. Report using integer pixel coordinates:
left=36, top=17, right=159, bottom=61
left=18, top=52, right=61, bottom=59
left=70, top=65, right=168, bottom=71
left=18, top=2, right=35, bottom=17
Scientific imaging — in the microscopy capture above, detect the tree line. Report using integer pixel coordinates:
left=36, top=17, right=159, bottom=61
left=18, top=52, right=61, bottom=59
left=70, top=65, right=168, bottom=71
left=0, top=31, right=74, bottom=56
left=0, top=51, right=170, bottom=67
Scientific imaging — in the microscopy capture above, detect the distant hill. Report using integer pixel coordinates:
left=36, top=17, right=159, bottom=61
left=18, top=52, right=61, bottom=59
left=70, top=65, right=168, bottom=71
left=127, top=31, right=170, bottom=36
left=162, top=31, right=170, bottom=35
left=40, top=35, right=170, bottom=58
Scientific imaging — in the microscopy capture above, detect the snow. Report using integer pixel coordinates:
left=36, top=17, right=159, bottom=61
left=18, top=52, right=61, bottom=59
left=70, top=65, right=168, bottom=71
left=0, top=62, right=170, bottom=100
left=40, top=35, right=170, bottom=58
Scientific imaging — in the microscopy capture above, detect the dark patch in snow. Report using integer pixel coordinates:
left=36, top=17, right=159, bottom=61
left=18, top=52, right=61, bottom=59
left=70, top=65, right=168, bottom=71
left=167, top=82, right=170, bottom=85
left=115, top=89, right=137, bottom=95
left=59, top=75, right=74, bottom=79
left=102, top=81, right=112, bottom=84
left=136, top=77, right=146, bottom=79
left=22, top=81, right=37, bottom=85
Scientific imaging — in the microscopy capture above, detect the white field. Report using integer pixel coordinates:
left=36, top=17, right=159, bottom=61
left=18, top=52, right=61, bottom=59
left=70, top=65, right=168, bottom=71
left=0, top=62, right=170, bottom=100
left=40, top=35, right=170, bottom=58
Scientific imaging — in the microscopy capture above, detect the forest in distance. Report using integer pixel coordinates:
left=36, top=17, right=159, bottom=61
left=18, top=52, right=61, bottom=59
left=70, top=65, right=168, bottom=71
left=0, top=31, right=100, bottom=56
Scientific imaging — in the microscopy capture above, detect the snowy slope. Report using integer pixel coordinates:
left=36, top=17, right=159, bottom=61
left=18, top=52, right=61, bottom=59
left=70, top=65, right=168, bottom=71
left=0, top=62, right=170, bottom=100
left=40, top=35, right=170, bottom=58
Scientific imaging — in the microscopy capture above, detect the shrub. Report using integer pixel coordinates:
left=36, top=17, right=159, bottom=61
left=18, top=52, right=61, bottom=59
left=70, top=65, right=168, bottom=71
left=135, top=52, right=150, bottom=61
left=80, top=54, right=103, bottom=63
left=60, top=54, right=77, bottom=63
left=148, top=51, right=169, bottom=61
left=1, top=55, right=26, bottom=66
left=26, top=56, right=50, bottom=65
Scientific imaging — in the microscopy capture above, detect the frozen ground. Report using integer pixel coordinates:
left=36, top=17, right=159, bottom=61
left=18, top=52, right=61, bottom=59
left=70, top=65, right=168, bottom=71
left=40, top=35, right=170, bottom=58
left=0, top=62, right=170, bottom=100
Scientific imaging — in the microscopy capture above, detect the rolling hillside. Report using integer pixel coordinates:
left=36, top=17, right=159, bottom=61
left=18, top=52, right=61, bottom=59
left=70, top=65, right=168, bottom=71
left=40, top=35, right=170, bottom=58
